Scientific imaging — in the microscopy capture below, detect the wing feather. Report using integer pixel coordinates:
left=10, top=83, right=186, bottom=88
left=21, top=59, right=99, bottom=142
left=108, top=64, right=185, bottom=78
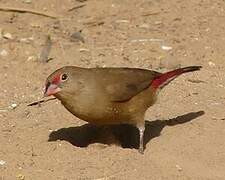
left=92, top=68, right=161, bottom=102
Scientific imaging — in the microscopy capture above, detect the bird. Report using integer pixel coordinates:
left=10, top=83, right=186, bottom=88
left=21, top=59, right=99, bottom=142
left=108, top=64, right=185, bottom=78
left=44, top=65, right=202, bottom=153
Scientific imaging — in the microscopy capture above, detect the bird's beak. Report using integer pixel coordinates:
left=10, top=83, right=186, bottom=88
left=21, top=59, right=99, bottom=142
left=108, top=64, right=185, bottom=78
left=44, top=82, right=61, bottom=97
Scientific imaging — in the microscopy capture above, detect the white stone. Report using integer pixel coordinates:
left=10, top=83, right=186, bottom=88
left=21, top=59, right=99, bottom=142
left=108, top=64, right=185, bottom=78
left=208, top=61, right=216, bottom=66
left=0, top=160, right=6, bottom=166
left=11, top=103, right=17, bottom=109
left=3, top=32, right=13, bottom=40
left=0, top=49, right=8, bottom=57
left=161, top=45, right=172, bottom=51
left=23, top=0, right=32, bottom=3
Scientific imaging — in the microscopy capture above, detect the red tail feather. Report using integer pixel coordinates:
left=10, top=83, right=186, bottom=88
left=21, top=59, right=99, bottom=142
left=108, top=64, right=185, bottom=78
left=151, top=66, right=202, bottom=89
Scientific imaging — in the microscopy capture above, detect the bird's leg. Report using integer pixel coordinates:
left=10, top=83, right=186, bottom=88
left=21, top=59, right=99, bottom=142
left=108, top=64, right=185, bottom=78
left=134, top=114, right=145, bottom=154
left=138, top=125, right=145, bottom=154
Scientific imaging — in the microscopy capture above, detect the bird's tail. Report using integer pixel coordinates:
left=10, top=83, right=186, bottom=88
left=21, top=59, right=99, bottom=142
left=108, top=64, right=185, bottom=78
left=151, top=66, right=202, bottom=89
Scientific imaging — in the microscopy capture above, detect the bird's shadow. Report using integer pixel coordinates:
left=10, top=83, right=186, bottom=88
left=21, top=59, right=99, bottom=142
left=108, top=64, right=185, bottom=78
left=48, top=111, right=205, bottom=150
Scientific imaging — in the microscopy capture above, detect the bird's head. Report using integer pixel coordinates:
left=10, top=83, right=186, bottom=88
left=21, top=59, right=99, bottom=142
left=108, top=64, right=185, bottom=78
left=44, top=67, right=72, bottom=97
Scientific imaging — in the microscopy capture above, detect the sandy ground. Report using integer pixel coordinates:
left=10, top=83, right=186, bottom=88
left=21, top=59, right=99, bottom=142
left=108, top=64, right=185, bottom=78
left=0, top=0, right=225, bottom=179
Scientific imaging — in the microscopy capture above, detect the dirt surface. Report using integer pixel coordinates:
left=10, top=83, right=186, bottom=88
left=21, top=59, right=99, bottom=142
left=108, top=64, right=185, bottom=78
left=1, top=0, right=225, bottom=179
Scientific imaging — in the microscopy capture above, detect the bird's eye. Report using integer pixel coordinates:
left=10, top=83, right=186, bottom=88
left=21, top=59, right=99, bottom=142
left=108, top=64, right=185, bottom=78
left=61, top=74, right=68, bottom=81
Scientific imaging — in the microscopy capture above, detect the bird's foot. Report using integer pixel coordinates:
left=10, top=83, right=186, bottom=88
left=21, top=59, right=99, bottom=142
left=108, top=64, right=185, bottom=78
left=138, top=146, right=144, bottom=154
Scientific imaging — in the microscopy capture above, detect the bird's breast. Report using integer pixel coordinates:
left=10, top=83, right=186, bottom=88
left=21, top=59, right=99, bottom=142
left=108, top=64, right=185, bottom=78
left=60, top=95, right=131, bottom=125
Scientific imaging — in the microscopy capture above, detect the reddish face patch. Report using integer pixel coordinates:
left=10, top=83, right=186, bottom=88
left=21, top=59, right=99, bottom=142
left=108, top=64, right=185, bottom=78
left=52, top=74, right=61, bottom=85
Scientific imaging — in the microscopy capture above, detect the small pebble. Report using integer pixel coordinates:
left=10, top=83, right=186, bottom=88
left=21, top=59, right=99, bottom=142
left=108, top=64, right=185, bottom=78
left=19, top=38, right=33, bottom=45
left=11, top=103, right=17, bottom=109
left=23, top=0, right=32, bottom=3
left=16, top=174, right=25, bottom=180
left=154, top=21, right=162, bottom=25
left=139, top=23, right=150, bottom=29
left=27, top=56, right=37, bottom=61
left=79, top=48, right=90, bottom=52
left=0, top=160, right=6, bottom=165
left=115, top=19, right=129, bottom=23
left=161, top=45, right=172, bottom=51
left=0, top=49, right=8, bottom=57
left=175, top=164, right=182, bottom=171
left=19, top=38, right=32, bottom=43
left=208, top=61, right=216, bottom=67
left=3, top=32, right=13, bottom=40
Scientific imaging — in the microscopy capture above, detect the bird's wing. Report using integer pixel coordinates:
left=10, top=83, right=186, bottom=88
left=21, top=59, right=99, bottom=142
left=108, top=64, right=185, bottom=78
left=92, top=68, right=161, bottom=102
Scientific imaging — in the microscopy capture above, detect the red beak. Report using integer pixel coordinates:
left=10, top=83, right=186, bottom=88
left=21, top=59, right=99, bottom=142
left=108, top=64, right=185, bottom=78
left=44, top=82, right=61, bottom=97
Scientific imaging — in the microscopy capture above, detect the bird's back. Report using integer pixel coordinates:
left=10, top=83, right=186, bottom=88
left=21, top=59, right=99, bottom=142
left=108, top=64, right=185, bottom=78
left=89, top=67, right=161, bottom=102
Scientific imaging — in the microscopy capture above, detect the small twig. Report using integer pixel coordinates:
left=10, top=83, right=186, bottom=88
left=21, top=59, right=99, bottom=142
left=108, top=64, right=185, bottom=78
left=84, top=21, right=105, bottom=27
left=27, top=97, right=57, bottom=106
left=142, top=12, right=160, bottom=16
left=68, top=4, right=86, bottom=12
left=0, top=6, right=58, bottom=19
left=188, top=79, right=206, bottom=83
left=130, top=38, right=164, bottom=43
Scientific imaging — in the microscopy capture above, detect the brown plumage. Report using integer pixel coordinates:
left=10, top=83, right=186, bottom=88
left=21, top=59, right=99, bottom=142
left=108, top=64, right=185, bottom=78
left=44, top=65, right=202, bottom=153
